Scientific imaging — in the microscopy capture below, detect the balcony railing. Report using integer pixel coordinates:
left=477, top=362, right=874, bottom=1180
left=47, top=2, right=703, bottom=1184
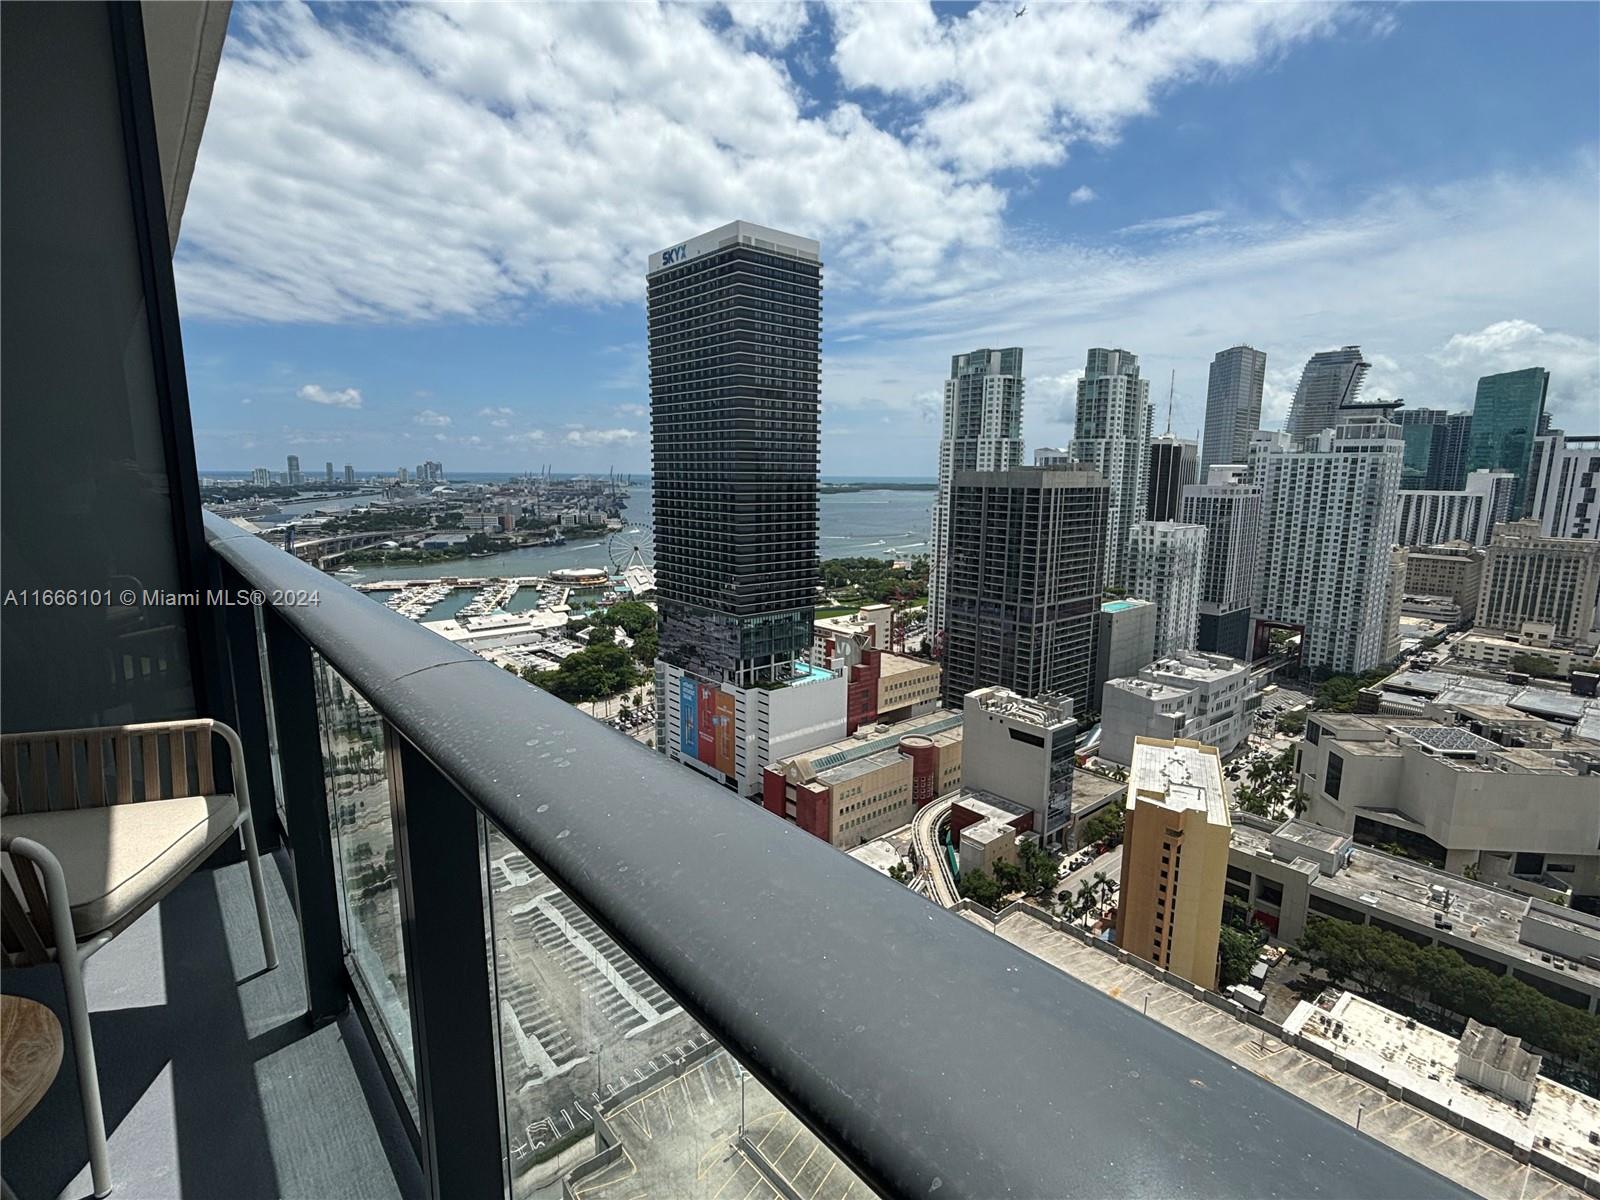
left=202, top=511, right=1469, bottom=1200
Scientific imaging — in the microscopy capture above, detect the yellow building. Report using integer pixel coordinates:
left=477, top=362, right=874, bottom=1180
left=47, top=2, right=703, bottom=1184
left=1114, top=737, right=1231, bottom=989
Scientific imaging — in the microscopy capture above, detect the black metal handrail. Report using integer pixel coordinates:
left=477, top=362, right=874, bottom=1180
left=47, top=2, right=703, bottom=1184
left=204, top=511, right=1468, bottom=1200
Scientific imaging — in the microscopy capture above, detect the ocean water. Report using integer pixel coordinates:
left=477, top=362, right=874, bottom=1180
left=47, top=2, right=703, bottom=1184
left=289, top=481, right=936, bottom=583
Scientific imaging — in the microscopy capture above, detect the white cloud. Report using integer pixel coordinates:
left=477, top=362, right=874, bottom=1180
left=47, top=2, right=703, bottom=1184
left=563, top=427, right=643, bottom=447
left=613, top=403, right=647, bottom=418
left=414, top=409, right=452, bottom=427
left=1068, top=185, right=1096, bottom=205
left=722, top=1, right=810, bottom=49
left=177, top=2, right=1004, bottom=322
left=822, top=157, right=1600, bottom=449
left=828, top=1, right=1357, bottom=177
left=1117, top=209, right=1223, bottom=236
left=297, top=383, right=363, bottom=409
left=477, top=405, right=514, bottom=417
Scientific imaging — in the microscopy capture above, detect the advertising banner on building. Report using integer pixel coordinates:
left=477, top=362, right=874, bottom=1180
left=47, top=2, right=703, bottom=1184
left=697, top=682, right=717, bottom=765
left=679, top=676, right=698, bottom=757
left=713, top=690, right=736, bottom=776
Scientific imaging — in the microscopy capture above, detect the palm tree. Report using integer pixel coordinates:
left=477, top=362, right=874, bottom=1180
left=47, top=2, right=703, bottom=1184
left=1092, top=870, right=1113, bottom=912
left=1248, top=759, right=1272, bottom=787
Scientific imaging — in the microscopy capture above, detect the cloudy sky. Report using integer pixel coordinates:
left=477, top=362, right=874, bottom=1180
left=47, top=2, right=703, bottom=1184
left=179, top=1, right=1599, bottom=477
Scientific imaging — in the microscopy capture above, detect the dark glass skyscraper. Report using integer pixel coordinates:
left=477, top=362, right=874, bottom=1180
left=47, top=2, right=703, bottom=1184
left=941, top=466, right=1109, bottom=713
left=1145, top=435, right=1198, bottom=521
left=647, top=221, right=822, bottom=687
left=1396, top=408, right=1474, bottom=491
left=1466, top=367, right=1549, bottom=518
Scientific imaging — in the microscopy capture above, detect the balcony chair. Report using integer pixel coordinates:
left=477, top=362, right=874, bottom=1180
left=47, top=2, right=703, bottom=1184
left=1, top=719, right=277, bottom=1198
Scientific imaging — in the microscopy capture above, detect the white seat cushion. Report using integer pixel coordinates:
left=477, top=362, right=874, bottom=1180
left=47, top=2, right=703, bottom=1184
left=3, top=795, right=239, bottom=939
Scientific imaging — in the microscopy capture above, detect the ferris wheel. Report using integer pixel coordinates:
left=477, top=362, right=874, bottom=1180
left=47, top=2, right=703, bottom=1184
left=608, top=528, right=649, bottom=573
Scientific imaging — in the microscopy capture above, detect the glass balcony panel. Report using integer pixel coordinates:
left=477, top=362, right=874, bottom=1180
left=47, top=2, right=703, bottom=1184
left=313, top=650, right=416, bottom=1113
left=480, top=819, right=867, bottom=1200
left=254, top=604, right=289, bottom=831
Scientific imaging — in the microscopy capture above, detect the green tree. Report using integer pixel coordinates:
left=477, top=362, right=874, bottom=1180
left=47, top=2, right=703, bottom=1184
left=521, top=641, right=646, bottom=703
left=1080, top=806, right=1125, bottom=848
left=887, top=862, right=913, bottom=885
left=959, top=868, right=1004, bottom=909
left=1509, top=652, right=1559, bottom=678
left=1217, top=926, right=1260, bottom=989
left=1275, top=710, right=1308, bottom=735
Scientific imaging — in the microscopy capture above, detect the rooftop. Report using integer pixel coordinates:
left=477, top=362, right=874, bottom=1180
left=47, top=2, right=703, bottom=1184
left=1285, top=992, right=1600, bottom=1184
left=776, top=710, right=963, bottom=779
left=1101, top=599, right=1151, bottom=613
left=1126, top=737, right=1229, bottom=824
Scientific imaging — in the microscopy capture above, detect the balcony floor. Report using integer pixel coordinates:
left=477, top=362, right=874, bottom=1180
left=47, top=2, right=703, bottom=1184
left=3, top=849, right=423, bottom=1200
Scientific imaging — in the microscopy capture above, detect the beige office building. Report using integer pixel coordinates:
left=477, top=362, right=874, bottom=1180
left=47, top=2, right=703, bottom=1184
left=1476, top=521, right=1600, bottom=644
left=1114, top=737, right=1231, bottom=988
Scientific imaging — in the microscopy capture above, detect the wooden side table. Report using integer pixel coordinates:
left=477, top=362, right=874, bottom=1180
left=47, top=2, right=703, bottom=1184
left=2, top=993, right=64, bottom=1199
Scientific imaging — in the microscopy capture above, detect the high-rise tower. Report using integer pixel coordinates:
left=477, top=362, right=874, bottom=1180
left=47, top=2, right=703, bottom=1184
left=1200, top=345, right=1266, bottom=470
left=929, top=348, right=1025, bottom=641
left=1071, top=348, right=1151, bottom=584
left=941, top=466, right=1108, bottom=713
left=1284, top=347, right=1369, bottom=439
left=1466, top=368, right=1549, bottom=519
left=1180, top=464, right=1261, bottom=660
left=1249, top=416, right=1404, bottom=674
left=648, top=222, right=844, bottom=794
left=1145, top=435, right=1198, bottom=522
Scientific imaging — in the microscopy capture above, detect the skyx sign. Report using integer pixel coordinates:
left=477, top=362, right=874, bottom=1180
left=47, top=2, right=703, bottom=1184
left=660, top=243, right=688, bottom=266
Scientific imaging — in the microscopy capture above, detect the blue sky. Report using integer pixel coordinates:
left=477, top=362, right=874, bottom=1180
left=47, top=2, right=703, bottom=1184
left=178, top=1, right=1599, bottom=477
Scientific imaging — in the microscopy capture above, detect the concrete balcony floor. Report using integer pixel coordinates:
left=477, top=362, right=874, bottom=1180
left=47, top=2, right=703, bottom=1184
left=3, top=851, right=422, bottom=1200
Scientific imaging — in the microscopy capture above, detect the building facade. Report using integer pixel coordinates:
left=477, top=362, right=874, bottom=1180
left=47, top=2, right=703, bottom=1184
left=648, top=220, right=821, bottom=689
left=286, top=454, right=301, bottom=485
left=1114, top=737, right=1231, bottom=988
left=929, top=348, right=1026, bottom=640
left=1402, top=542, right=1484, bottom=621
left=1070, top=348, right=1151, bottom=584
left=1395, top=409, right=1465, bottom=492
left=1145, top=435, right=1198, bottom=522
left=1475, top=520, right=1600, bottom=645
left=1200, top=345, right=1267, bottom=471
left=1394, top=470, right=1515, bottom=548
left=1033, top=447, right=1072, bottom=468
left=1296, top=714, right=1600, bottom=901
left=1226, top=818, right=1600, bottom=1013
left=1095, top=599, right=1157, bottom=699
left=941, top=466, right=1108, bottom=713
left=1284, top=346, right=1370, bottom=440
left=1124, top=521, right=1206, bottom=657
left=1466, top=368, right=1549, bottom=519
left=1180, top=464, right=1260, bottom=660
left=342, top=463, right=355, bottom=485
left=961, top=687, right=1077, bottom=846
left=648, top=222, right=836, bottom=792
left=1526, top=433, right=1600, bottom=541
left=1395, top=408, right=1473, bottom=492
left=761, top=711, right=963, bottom=849
left=1248, top=418, right=1405, bottom=674
left=1099, top=651, right=1253, bottom=766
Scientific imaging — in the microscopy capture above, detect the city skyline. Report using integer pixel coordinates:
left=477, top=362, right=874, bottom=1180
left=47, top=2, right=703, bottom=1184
left=176, top=2, right=1599, bottom=475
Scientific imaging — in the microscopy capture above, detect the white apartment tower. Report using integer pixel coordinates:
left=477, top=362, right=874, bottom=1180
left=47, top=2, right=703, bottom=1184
left=1125, top=522, right=1207, bottom=657
left=1071, top=348, right=1151, bottom=585
left=1526, top=433, right=1600, bottom=541
left=1249, top=417, right=1404, bottom=674
left=1200, top=345, right=1267, bottom=470
left=1180, top=465, right=1261, bottom=661
left=1394, top=469, right=1515, bottom=547
left=929, top=348, right=1025, bottom=640
left=1284, top=346, right=1370, bottom=440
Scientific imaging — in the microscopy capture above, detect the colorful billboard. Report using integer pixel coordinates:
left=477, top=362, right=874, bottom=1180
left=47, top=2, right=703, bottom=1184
left=713, top=690, right=736, bottom=777
left=696, top=682, right=717, bottom=765
left=678, top=677, right=698, bottom=757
